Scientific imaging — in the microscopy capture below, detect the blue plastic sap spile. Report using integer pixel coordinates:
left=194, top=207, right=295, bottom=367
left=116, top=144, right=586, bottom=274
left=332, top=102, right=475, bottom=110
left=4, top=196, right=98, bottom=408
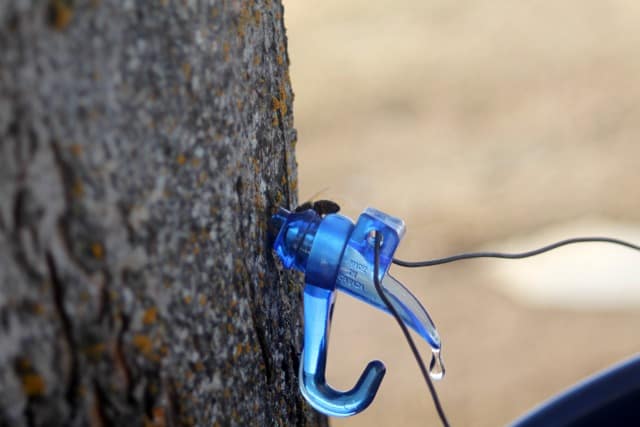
left=270, top=206, right=442, bottom=417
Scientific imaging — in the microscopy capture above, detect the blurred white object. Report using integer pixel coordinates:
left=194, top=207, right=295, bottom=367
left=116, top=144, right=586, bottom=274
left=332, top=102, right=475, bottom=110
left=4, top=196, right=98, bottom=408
left=486, top=217, right=640, bottom=309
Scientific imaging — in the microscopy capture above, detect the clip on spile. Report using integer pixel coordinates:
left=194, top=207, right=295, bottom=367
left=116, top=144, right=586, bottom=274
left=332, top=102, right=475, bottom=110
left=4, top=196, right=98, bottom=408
left=270, top=206, right=442, bottom=417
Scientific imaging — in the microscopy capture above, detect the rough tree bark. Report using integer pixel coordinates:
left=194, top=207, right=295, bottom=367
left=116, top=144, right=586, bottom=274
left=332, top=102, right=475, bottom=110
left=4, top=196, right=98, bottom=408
left=0, top=1, right=326, bottom=426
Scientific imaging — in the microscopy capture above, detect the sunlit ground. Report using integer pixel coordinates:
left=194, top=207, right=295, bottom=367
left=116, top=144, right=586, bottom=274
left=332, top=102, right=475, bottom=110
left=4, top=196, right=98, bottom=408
left=283, top=1, right=640, bottom=426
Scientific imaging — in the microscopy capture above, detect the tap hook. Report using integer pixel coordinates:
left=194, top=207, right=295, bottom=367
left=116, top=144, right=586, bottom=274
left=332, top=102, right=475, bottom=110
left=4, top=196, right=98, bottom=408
left=299, top=282, right=386, bottom=416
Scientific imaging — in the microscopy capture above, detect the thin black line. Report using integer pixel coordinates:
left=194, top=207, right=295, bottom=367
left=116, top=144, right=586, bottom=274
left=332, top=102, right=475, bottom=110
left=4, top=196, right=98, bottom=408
left=372, top=231, right=451, bottom=427
left=393, top=236, right=640, bottom=268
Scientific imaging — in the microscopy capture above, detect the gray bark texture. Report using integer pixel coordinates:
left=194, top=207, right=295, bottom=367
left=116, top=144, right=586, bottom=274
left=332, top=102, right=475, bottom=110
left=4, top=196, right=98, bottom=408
left=0, top=1, right=326, bottom=426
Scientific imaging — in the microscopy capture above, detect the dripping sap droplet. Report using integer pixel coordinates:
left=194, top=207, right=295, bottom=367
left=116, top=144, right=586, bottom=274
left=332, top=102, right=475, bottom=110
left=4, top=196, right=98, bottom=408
left=429, top=349, right=445, bottom=380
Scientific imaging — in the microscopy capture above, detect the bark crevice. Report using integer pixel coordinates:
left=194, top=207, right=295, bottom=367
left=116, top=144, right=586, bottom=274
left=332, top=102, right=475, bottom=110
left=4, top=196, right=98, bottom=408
left=45, top=251, right=79, bottom=420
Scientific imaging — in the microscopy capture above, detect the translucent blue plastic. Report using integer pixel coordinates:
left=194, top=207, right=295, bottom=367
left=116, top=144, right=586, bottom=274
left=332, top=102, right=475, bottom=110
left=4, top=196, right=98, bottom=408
left=271, top=207, right=441, bottom=417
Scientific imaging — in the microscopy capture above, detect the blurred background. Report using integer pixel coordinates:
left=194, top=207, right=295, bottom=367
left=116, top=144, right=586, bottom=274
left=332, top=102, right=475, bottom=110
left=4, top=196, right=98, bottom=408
left=282, top=1, right=640, bottom=426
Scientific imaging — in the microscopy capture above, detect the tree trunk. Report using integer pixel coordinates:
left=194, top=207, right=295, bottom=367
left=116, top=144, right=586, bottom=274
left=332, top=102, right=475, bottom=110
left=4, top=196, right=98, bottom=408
left=0, top=1, right=325, bottom=426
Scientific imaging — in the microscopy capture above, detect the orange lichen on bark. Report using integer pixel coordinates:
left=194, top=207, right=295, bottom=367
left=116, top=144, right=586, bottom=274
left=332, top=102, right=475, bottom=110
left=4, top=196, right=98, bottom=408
left=279, top=83, right=288, bottom=114
left=148, top=406, right=167, bottom=427
left=253, top=192, right=263, bottom=210
left=22, top=373, right=46, bottom=397
left=159, top=345, right=169, bottom=357
left=271, top=82, right=288, bottom=120
left=49, top=0, right=73, bottom=31
left=273, top=190, right=284, bottom=207
left=271, top=97, right=281, bottom=114
left=223, top=42, right=231, bottom=62
left=91, top=243, right=104, bottom=260
left=132, top=334, right=153, bottom=355
left=237, top=4, right=252, bottom=37
left=143, top=307, right=157, bottom=325
left=176, top=153, right=186, bottom=165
